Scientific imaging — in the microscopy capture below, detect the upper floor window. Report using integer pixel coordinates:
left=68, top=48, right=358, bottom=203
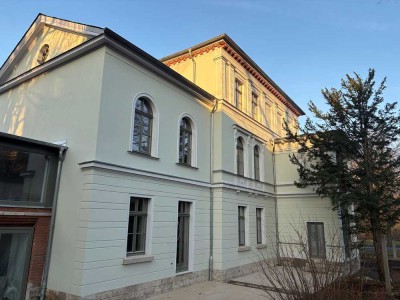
left=252, top=93, right=258, bottom=120
left=236, top=138, right=244, bottom=176
left=235, top=80, right=243, bottom=111
left=132, top=97, right=153, bottom=155
left=179, top=117, right=192, bottom=165
left=254, top=146, right=260, bottom=181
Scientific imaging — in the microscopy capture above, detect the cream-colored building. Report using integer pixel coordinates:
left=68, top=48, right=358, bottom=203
left=0, top=14, right=345, bottom=300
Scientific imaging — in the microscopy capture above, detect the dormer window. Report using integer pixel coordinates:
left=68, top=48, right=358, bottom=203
left=37, top=44, right=50, bottom=65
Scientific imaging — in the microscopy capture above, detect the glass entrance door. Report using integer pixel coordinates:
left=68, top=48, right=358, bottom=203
left=176, top=202, right=190, bottom=273
left=0, top=228, right=33, bottom=300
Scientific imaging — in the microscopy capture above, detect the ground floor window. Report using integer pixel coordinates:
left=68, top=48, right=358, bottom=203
left=127, top=197, right=148, bottom=255
left=0, top=227, right=33, bottom=300
left=256, top=208, right=263, bottom=244
left=176, top=201, right=190, bottom=273
left=307, top=222, right=326, bottom=258
left=238, top=206, right=246, bottom=246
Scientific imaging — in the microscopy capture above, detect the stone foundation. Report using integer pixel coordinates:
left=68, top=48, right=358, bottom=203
left=47, top=270, right=208, bottom=300
left=213, top=261, right=261, bottom=282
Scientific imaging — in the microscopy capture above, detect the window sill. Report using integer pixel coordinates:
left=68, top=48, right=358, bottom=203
left=238, top=246, right=251, bottom=252
left=176, top=270, right=192, bottom=276
left=176, top=163, right=198, bottom=170
left=127, top=150, right=159, bottom=160
left=123, top=255, right=154, bottom=265
left=256, top=244, right=268, bottom=249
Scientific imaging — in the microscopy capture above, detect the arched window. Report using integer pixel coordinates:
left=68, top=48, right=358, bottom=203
left=179, top=117, right=192, bottom=165
left=132, top=97, right=153, bottom=154
left=236, top=138, right=244, bottom=176
left=254, top=146, right=260, bottom=181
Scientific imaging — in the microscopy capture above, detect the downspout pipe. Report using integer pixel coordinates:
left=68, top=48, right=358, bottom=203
left=188, top=48, right=196, bottom=84
left=40, top=147, right=67, bottom=300
left=209, top=99, right=218, bottom=281
left=272, top=139, right=280, bottom=263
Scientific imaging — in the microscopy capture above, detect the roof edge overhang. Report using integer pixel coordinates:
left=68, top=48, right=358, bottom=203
left=0, top=13, right=104, bottom=83
left=0, top=28, right=215, bottom=106
left=0, top=131, right=68, bottom=152
left=161, top=34, right=305, bottom=116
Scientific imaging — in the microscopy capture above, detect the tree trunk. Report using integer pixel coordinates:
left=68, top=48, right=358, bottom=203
left=372, top=228, right=385, bottom=282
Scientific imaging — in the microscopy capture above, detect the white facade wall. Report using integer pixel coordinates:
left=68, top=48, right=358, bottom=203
left=95, top=49, right=211, bottom=182
left=0, top=48, right=105, bottom=295
left=0, top=44, right=214, bottom=297
left=73, top=167, right=210, bottom=296
left=213, top=187, right=276, bottom=271
left=275, top=151, right=343, bottom=259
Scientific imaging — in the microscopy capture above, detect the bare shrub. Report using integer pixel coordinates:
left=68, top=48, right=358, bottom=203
left=256, top=224, right=362, bottom=300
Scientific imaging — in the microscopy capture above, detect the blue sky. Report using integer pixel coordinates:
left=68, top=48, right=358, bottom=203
left=1, top=0, right=399, bottom=120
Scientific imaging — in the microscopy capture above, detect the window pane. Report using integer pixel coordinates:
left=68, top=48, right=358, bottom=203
left=0, top=229, right=32, bottom=300
left=179, top=118, right=192, bottom=165
left=239, top=219, right=245, bottom=245
left=132, top=98, right=153, bottom=154
left=236, top=139, right=244, bottom=176
left=137, top=215, right=146, bottom=234
left=126, top=234, right=133, bottom=252
left=0, top=145, right=57, bottom=204
left=238, top=206, right=246, bottom=246
left=128, top=216, right=134, bottom=234
left=141, top=135, right=149, bottom=153
left=135, top=98, right=143, bottom=110
left=256, top=208, right=261, bottom=218
left=308, top=222, right=325, bottom=258
left=142, top=101, right=152, bottom=114
left=135, top=233, right=145, bottom=252
left=256, top=208, right=262, bottom=244
left=127, top=197, right=148, bottom=255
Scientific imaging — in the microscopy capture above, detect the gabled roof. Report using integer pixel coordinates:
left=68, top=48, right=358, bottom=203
left=0, top=13, right=104, bottom=82
left=161, top=33, right=305, bottom=116
left=0, top=14, right=215, bottom=104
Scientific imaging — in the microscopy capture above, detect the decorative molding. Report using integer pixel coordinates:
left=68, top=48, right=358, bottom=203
left=164, top=41, right=226, bottom=66
left=78, top=160, right=211, bottom=188
left=163, top=39, right=302, bottom=116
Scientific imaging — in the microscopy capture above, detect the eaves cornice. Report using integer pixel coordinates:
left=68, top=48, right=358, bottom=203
left=162, top=35, right=305, bottom=117
left=0, top=30, right=215, bottom=107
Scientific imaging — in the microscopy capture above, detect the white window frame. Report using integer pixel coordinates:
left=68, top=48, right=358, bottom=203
left=264, top=95, right=273, bottom=128
left=175, top=199, right=195, bottom=274
left=276, top=108, right=284, bottom=137
left=307, top=222, right=326, bottom=259
left=176, top=113, right=198, bottom=167
left=256, top=207, right=265, bottom=245
left=234, top=79, right=244, bottom=111
left=251, top=91, right=259, bottom=121
left=234, top=129, right=250, bottom=177
left=251, top=139, right=265, bottom=181
left=234, top=71, right=247, bottom=112
left=130, top=93, right=159, bottom=158
left=238, top=205, right=250, bottom=247
left=123, top=194, right=154, bottom=264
